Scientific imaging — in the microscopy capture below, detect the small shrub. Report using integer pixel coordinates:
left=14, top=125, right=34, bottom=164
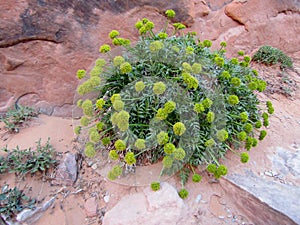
left=0, top=105, right=38, bottom=133
left=253, top=45, right=293, bottom=69
left=0, top=139, right=57, bottom=175
left=0, top=185, right=36, bottom=219
left=74, top=10, right=273, bottom=194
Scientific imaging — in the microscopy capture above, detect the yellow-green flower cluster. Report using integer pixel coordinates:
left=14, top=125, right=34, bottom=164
left=178, top=188, right=188, bottom=199
left=228, top=95, right=239, bottom=105
left=151, top=182, right=161, bottom=191
left=238, top=50, right=245, bottom=56
left=157, top=131, right=169, bottom=145
left=262, top=112, right=269, bottom=127
left=76, top=69, right=86, bottom=79
left=155, top=108, right=168, bottom=120
left=240, top=152, right=249, bottom=163
left=80, top=116, right=89, bottom=126
left=220, top=71, right=231, bottom=80
left=99, top=44, right=111, bottom=53
left=216, top=129, right=228, bottom=142
left=205, top=138, right=215, bottom=147
left=135, top=81, right=145, bottom=92
left=110, top=94, right=121, bottom=103
left=248, top=81, right=257, bottom=90
left=231, top=77, right=241, bottom=86
left=220, top=41, right=227, bottom=47
left=202, top=98, right=213, bottom=109
left=266, top=101, right=274, bottom=114
left=90, top=66, right=102, bottom=77
left=165, top=9, right=176, bottom=18
left=256, top=80, right=267, bottom=92
left=192, top=63, right=202, bottom=74
left=96, top=98, right=105, bottom=110
left=149, top=41, right=164, bottom=52
left=192, top=174, right=202, bottom=183
left=107, top=165, right=122, bottom=180
left=113, top=100, right=124, bottom=111
left=164, top=101, right=176, bottom=113
left=114, top=139, right=126, bottom=151
left=89, top=128, right=100, bottom=143
left=112, top=37, right=131, bottom=46
left=135, top=18, right=154, bottom=34
left=173, top=122, right=186, bottom=136
left=244, top=123, right=253, bottom=133
left=109, top=30, right=119, bottom=39
left=194, top=103, right=205, bottom=113
left=153, top=82, right=166, bottom=95
left=173, top=147, right=186, bottom=160
left=77, top=99, right=83, bottom=107
left=81, top=99, right=93, bottom=117
left=95, top=58, right=106, bottom=67
left=185, top=46, right=194, bottom=55
left=89, top=77, right=101, bottom=87
left=124, top=152, right=136, bottom=165
left=158, top=32, right=168, bottom=39
left=74, top=126, right=81, bottom=135
left=214, top=164, right=227, bottom=178
left=244, top=55, right=251, bottom=63
left=102, top=137, right=110, bottom=145
left=214, top=56, right=225, bottom=67
left=239, top=112, right=248, bottom=123
left=206, top=111, right=215, bottom=123
left=207, top=164, right=228, bottom=179
left=134, top=139, right=146, bottom=150
left=259, top=130, right=267, bottom=140
left=77, top=77, right=101, bottom=96
left=164, top=143, right=175, bottom=154
left=182, top=62, right=192, bottom=73
left=231, top=58, right=239, bottom=65
left=111, top=110, right=130, bottom=131
left=85, top=143, right=96, bottom=158
left=120, top=62, right=132, bottom=74
left=237, top=131, right=247, bottom=141
left=113, top=56, right=125, bottom=67
left=207, top=164, right=217, bottom=173
left=163, top=156, right=173, bottom=168
left=173, top=23, right=186, bottom=30
left=245, top=137, right=253, bottom=150
left=109, top=150, right=119, bottom=161
left=203, top=40, right=212, bottom=48
left=255, top=120, right=262, bottom=128
left=182, top=72, right=198, bottom=89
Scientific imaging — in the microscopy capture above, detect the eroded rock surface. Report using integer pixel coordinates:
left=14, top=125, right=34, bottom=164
left=102, top=182, right=191, bottom=225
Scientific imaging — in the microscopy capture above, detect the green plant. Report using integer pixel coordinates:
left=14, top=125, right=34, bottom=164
left=0, top=105, right=38, bottom=133
left=1, top=139, right=57, bottom=175
left=253, top=45, right=293, bottom=69
left=74, top=10, right=273, bottom=195
left=0, top=185, right=36, bottom=219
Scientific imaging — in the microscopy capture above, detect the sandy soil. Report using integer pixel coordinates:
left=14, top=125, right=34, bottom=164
left=0, top=58, right=299, bottom=225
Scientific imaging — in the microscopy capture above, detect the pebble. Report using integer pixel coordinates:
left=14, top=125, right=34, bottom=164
left=218, top=216, right=225, bottom=219
left=91, top=164, right=98, bottom=170
left=227, top=215, right=232, bottom=218
left=195, top=194, right=202, bottom=203
left=200, top=200, right=207, bottom=204
left=104, top=195, right=110, bottom=203
left=264, top=171, right=273, bottom=177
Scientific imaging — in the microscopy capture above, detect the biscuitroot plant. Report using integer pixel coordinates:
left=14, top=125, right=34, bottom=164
left=74, top=9, right=273, bottom=198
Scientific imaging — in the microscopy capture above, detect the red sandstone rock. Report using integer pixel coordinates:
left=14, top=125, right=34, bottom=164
left=84, top=197, right=98, bottom=217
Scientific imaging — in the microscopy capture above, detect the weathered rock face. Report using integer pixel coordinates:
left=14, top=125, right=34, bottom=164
left=1, top=0, right=299, bottom=116
left=102, top=182, right=192, bottom=225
